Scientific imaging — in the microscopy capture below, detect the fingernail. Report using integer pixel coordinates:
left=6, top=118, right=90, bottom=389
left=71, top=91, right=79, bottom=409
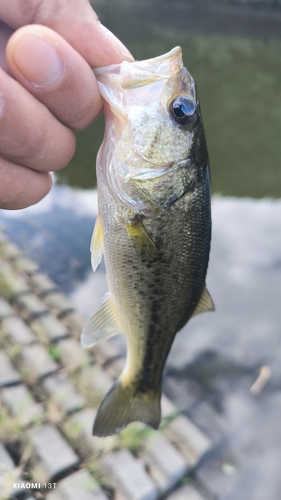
left=98, top=23, right=134, bottom=61
left=11, top=33, right=63, bottom=87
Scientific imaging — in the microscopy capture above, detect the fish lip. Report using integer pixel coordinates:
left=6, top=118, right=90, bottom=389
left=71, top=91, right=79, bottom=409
left=93, top=46, right=182, bottom=76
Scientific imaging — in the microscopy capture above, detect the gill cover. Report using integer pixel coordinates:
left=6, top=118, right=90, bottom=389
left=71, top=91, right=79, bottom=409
left=94, top=47, right=198, bottom=213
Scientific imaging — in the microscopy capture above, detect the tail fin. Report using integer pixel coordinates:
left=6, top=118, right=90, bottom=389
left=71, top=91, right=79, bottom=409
left=93, top=379, right=161, bottom=437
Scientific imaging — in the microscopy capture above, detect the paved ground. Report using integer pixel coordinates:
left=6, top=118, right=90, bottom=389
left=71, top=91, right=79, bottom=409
left=69, top=195, right=281, bottom=500
left=1, top=187, right=281, bottom=499
left=0, top=229, right=214, bottom=500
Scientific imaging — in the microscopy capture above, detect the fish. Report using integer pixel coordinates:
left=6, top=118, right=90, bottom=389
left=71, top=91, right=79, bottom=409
left=81, top=46, right=214, bottom=437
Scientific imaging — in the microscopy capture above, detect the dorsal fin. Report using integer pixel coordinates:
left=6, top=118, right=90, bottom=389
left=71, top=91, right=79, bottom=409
left=192, top=286, right=215, bottom=317
left=90, top=214, right=104, bottom=272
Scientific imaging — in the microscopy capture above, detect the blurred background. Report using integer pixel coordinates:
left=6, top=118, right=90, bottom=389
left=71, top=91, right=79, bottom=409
left=1, top=0, right=281, bottom=498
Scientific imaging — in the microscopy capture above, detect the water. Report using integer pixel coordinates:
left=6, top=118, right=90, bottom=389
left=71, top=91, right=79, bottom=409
left=60, top=1, right=281, bottom=198
left=1, top=2, right=281, bottom=499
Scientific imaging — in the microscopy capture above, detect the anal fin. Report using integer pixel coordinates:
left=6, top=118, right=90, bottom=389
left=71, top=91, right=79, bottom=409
left=90, top=214, right=104, bottom=272
left=192, top=286, right=215, bottom=317
left=81, top=293, right=122, bottom=348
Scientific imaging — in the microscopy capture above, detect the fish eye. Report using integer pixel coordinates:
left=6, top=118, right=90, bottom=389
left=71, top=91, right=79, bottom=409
left=170, top=95, right=197, bottom=127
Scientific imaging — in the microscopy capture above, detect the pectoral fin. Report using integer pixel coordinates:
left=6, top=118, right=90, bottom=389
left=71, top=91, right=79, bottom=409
left=192, top=286, right=215, bottom=317
left=81, top=293, right=122, bottom=348
left=90, top=214, right=104, bottom=272
left=125, top=218, right=157, bottom=260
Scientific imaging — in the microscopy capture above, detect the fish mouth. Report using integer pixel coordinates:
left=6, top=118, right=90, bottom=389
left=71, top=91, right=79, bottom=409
left=94, top=47, right=183, bottom=88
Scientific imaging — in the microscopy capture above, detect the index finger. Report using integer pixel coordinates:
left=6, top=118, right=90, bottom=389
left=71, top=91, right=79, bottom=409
left=0, top=0, right=133, bottom=67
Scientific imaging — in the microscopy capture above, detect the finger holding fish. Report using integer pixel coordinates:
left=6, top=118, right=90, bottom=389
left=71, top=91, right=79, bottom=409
left=0, top=0, right=133, bottom=210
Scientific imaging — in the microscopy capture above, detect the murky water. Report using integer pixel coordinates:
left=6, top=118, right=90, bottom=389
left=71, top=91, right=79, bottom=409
left=60, top=2, right=281, bottom=198
left=1, top=2, right=281, bottom=499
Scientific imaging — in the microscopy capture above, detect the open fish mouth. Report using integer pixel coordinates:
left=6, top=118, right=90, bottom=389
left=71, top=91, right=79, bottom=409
left=94, top=46, right=184, bottom=88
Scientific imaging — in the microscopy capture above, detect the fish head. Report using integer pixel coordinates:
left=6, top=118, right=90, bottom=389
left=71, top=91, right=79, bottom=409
left=95, top=47, right=208, bottom=211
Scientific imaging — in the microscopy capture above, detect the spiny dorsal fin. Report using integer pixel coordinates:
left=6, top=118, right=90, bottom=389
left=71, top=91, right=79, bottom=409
left=90, top=214, right=104, bottom=272
left=125, top=218, right=157, bottom=260
left=81, top=293, right=122, bottom=348
left=192, top=286, right=215, bottom=318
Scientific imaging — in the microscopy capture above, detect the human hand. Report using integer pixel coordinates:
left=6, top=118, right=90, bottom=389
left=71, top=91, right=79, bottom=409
left=0, top=0, right=133, bottom=210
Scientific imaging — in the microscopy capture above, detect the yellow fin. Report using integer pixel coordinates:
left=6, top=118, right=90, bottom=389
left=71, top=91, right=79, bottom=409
left=125, top=218, right=157, bottom=260
left=90, top=214, right=104, bottom=272
left=192, top=286, right=215, bottom=317
left=81, top=293, right=121, bottom=348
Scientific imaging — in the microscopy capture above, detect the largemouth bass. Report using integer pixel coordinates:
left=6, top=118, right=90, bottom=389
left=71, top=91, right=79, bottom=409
left=81, top=47, right=214, bottom=437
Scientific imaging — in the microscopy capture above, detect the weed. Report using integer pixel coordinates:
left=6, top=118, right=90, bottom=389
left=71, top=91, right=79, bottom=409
left=118, top=422, right=153, bottom=454
left=87, top=452, right=111, bottom=488
left=48, top=345, right=62, bottom=361
left=0, top=407, right=23, bottom=442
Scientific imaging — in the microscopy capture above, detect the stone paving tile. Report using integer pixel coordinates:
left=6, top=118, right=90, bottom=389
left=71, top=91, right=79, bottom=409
left=167, top=484, right=205, bottom=500
left=43, top=373, right=85, bottom=414
left=47, top=469, right=108, bottom=500
left=92, top=340, right=121, bottom=366
left=0, top=443, right=14, bottom=469
left=0, top=260, right=30, bottom=300
left=195, top=453, right=237, bottom=500
left=165, top=414, right=211, bottom=466
left=161, top=390, right=211, bottom=466
left=21, top=344, right=59, bottom=379
left=28, top=273, right=57, bottom=295
left=62, top=311, right=86, bottom=338
left=43, top=292, right=74, bottom=316
left=46, top=492, right=62, bottom=500
left=15, top=293, right=49, bottom=320
left=65, top=408, right=96, bottom=449
left=13, top=256, right=39, bottom=275
left=106, top=357, right=126, bottom=380
left=103, top=449, right=158, bottom=500
left=30, top=425, right=80, bottom=481
left=0, top=443, right=27, bottom=497
left=163, top=375, right=203, bottom=415
left=65, top=408, right=117, bottom=454
left=1, top=384, right=43, bottom=426
left=0, top=351, right=21, bottom=387
left=188, top=400, right=226, bottom=443
left=78, top=365, right=113, bottom=403
left=141, top=433, right=188, bottom=494
left=0, top=240, right=22, bottom=260
left=56, top=338, right=90, bottom=370
left=0, top=297, right=15, bottom=321
left=3, top=316, right=36, bottom=345
left=29, top=313, right=70, bottom=342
